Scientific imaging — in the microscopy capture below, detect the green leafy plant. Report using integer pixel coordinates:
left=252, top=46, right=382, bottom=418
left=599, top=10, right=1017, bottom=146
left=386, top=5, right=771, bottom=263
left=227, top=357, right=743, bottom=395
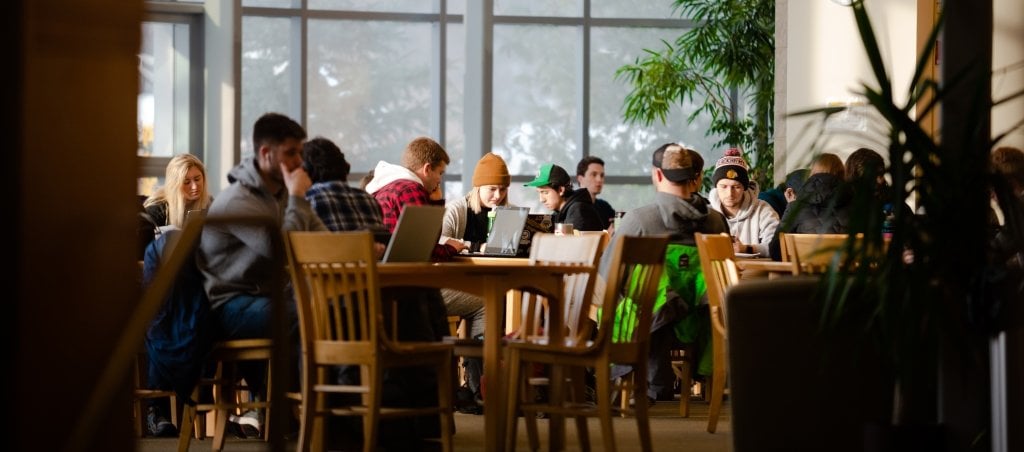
left=793, top=0, right=1024, bottom=435
left=615, top=0, right=775, bottom=189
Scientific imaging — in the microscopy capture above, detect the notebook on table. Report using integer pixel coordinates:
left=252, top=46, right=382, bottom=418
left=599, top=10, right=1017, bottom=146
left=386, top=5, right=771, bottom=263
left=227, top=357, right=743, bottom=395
left=381, top=205, right=445, bottom=263
left=473, top=206, right=530, bottom=258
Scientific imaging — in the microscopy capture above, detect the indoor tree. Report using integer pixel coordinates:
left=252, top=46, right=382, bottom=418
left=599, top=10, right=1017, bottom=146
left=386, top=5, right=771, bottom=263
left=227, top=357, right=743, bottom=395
left=615, top=0, right=775, bottom=188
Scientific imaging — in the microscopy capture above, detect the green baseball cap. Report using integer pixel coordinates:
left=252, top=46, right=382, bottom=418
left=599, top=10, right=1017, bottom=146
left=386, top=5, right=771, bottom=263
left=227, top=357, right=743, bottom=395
left=524, top=163, right=571, bottom=188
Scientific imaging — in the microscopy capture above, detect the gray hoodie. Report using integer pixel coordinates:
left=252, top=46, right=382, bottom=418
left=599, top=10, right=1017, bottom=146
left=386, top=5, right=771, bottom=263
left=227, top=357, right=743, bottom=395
left=600, top=191, right=728, bottom=273
left=198, top=157, right=326, bottom=308
left=708, top=182, right=780, bottom=256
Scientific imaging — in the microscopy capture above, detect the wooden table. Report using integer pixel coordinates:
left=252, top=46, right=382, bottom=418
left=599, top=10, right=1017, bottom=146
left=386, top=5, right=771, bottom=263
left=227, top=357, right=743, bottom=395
left=451, top=255, right=531, bottom=334
left=737, top=258, right=793, bottom=279
left=378, top=261, right=593, bottom=451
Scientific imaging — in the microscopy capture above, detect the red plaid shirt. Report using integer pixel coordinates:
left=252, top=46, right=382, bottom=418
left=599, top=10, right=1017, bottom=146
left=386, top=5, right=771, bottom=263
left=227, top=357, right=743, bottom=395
left=373, top=178, right=433, bottom=233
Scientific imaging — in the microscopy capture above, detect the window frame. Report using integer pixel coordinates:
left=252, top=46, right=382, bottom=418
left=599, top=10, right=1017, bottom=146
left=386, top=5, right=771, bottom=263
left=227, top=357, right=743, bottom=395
left=139, top=1, right=205, bottom=180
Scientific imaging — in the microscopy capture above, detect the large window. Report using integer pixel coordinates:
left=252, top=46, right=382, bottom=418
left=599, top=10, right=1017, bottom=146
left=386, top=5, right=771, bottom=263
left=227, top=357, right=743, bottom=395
left=234, top=1, right=719, bottom=212
left=138, top=2, right=204, bottom=195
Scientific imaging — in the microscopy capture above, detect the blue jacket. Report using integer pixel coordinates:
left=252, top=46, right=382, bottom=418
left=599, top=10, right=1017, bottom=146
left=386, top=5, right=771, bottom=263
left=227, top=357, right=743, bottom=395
left=143, top=231, right=214, bottom=402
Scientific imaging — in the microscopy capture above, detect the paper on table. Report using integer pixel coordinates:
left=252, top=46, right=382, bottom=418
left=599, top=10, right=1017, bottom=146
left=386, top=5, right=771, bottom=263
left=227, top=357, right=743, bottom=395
left=735, top=252, right=759, bottom=259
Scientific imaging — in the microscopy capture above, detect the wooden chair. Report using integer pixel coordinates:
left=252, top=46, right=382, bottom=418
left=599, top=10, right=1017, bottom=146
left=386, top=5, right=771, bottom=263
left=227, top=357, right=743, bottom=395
left=175, top=338, right=277, bottom=452
left=503, top=235, right=669, bottom=452
left=785, top=233, right=852, bottom=275
left=519, top=232, right=606, bottom=342
left=132, top=352, right=179, bottom=438
left=694, top=232, right=741, bottom=433
left=285, top=231, right=454, bottom=452
left=778, top=232, right=791, bottom=262
left=578, top=230, right=612, bottom=258
left=785, top=232, right=891, bottom=276
left=512, top=232, right=606, bottom=438
left=133, top=260, right=182, bottom=438
left=670, top=344, right=697, bottom=417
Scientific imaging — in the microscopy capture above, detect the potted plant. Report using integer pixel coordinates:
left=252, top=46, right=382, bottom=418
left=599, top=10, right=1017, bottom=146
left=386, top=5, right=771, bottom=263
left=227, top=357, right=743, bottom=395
left=797, top=1, right=1024, bottom=449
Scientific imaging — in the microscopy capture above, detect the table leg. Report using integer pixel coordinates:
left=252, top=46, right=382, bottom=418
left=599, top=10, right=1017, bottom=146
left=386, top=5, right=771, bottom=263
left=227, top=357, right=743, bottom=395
left=483, top=277, right=505, bottom=450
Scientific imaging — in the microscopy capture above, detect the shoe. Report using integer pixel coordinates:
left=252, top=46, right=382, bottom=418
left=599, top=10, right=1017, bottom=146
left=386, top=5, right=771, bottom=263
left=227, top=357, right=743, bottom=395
left=454, top=385, right=484, bottom=415
left=609, top=391, right=655, bottom=408
left=225, top=420, right=247, bottom=439
left=654, top=392, right=676, bottom=402
left=583, top=385, right=598, bottom=405
left=146, top=406, right=178, bottom=438
left=229, top=410, right=263, bottom=438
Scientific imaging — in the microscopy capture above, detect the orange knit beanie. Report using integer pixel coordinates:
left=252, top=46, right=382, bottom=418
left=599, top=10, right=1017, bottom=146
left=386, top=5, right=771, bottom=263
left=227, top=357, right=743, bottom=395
left=473, top=153, right=511, bottom=187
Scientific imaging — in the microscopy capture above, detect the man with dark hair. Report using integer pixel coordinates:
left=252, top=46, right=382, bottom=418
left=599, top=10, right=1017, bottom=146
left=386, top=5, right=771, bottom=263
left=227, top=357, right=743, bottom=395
left=575, top=156, right=616, bottom=229
left=198, top=112, right=326, bottom=435
left=526, top=162, right=605, bottom=232
left=303, top=136, right=385, bottom=234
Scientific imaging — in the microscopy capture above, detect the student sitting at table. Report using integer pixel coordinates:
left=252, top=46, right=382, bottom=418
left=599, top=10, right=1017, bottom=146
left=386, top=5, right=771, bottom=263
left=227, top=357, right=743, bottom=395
left=601, top=143, right=729, bottom=403
left=575, top=156, right=617, bottom=229
left=525, top=162, right=605, bottom=232
left=758, top=168, right=810, bottom=218
left=302, top=136, right=388, bottom=259
left=768, top=152, right=852, bottom=261
left=143, top=153, right=213, bottom=234
left=139, top=153, right=214, bottom=437
left=707, top=148, right=779, bottom=257
left=362, top=136, right=454, bottom=448
left=438, top=152, right=515, bottom=412
left=197, top=112, right=327, bottom=436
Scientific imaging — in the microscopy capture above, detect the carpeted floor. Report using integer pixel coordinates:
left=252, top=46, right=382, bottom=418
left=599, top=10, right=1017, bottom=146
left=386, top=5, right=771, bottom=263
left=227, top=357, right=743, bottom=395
left=138, top=396, right=731, bottom=451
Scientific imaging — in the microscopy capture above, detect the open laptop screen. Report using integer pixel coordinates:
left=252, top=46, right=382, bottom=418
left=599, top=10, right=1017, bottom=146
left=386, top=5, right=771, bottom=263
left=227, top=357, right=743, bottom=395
left=381, top=205, right=444, bottom=263
left=482, top=207, right=529, bottom=256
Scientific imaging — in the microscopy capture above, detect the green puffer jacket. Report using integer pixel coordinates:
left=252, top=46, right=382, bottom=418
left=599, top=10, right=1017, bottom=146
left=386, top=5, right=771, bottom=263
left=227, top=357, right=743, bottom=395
left=608, top=243, right=712, bottom=376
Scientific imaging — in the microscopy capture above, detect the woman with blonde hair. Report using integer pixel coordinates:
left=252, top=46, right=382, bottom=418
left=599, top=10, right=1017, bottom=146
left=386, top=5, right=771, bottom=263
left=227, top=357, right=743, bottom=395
left=439, top=152, right=515, bottom=250
left=144, top=153, right=213, bottom=229
left=439, top=152, right=514, bottom=412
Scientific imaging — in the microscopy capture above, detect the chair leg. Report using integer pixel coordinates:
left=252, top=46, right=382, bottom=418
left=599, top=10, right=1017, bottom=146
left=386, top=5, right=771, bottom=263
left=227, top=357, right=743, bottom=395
left=569, top=367, right=590, bottom=452
left=707, top=365, right=726, bottom=433
left=363, top=364, right=383, bottom=452
left=632, top=365, right=652, bottom=452
left=211, top=362, right=233, bottom=452
left=176, top=402, right=196, bottom=452
left=673, top=358, right=692, bottom=417
left=523, top=372, right=540, bottom=451
left=618, top=371, right=632, bottom=417
left=436, top=354, right=455, bottom=452
left=132, top=397, right=144, bottom=438
left=503, top=349, right=523, bottom=452
left=594, top=363, right=617, bottom=452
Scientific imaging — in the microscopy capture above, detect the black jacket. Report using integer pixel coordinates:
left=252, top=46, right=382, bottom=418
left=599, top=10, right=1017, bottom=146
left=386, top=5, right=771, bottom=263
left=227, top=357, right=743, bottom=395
left=555, top=187, right=606, bottom=232
left=769, top=173, right=852, bottom=260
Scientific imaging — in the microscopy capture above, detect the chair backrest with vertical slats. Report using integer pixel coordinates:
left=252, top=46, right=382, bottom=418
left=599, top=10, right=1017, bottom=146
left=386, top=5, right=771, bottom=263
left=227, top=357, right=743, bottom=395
left=694, top=232, right=741, bottom=335
left=287, top=231, right=382, bottom=354
left=523, top=232, right=604, bottom=343
left=784, top=233, right=852, bottom=275
left=595, top=235, right=669, bottom=348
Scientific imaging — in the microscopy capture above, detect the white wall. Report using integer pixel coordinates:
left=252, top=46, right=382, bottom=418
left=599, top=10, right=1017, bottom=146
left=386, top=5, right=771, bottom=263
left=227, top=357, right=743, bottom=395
left=778, top=0, right=1024, bottom=181
left=993, top=0, right=1024, bottom=149
left=777, top=0, right=918, bottom=179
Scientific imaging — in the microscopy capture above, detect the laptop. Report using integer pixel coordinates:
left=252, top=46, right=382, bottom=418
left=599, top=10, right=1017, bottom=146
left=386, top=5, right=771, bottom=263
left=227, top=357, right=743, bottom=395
left=381, top=205, right=445, bottom=263
left=474, top=206, right=530, bottom=257
left=520, top=213, right=554, bottom=254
